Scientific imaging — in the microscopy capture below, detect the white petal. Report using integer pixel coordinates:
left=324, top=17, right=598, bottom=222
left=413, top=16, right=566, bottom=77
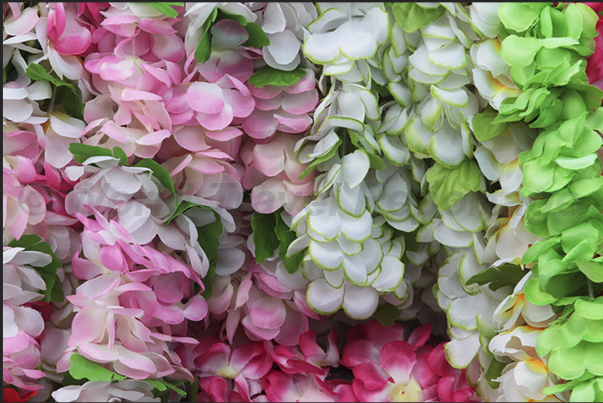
left=307, top=278, right=344, bottom=314
left=342, top=150, right=370, bottom=188
left=337, top=235, right=363, bottom=255
left=371, top=255, right=404, bottom=292
left=3, top=305, right=18, bottom=338
left=324, top=268, right=345, bottom=289
left=340, top=209, right=372, bottom=243
left=342, top=254, right=368, bottom=285
left=378, top=135, right=410, bottom=166
left=337, top=183, right=366, bottom=217
left=430, top=85, right=469, bottom=107
left=308, top=201, right=341, bottom=241
left=343, top=284, right=378, bottom=319
left=434, top=223, right=474, bottom=247
left=444, top=331, right=480, bottom=368
left=358, top=238, right=383, bottom=273
left=308, top=240, right=343, bottom=270
left=266, top=29, right=300, bottom=65
left=427, top=42, right=468, bottom=70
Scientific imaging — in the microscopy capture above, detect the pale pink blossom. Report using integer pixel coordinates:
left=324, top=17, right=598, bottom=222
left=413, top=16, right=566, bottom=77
left=164, top=74, right=255, bottom=131
left=242, top=69, right=318, bottom=140
left=241, top=133, right=315, bottom=215
left=51, top=380, right=160, bottom=402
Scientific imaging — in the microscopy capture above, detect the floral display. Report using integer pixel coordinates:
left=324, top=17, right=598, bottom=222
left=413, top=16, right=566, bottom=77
left=3, top=2, right=603, bottom=402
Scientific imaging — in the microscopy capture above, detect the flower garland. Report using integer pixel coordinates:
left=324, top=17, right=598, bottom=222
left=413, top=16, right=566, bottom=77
left=3, top=2, right=603, bottom=402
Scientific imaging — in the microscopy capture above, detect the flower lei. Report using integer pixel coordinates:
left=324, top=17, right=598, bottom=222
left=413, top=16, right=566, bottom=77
left=3, top=2, right=603, bottom=402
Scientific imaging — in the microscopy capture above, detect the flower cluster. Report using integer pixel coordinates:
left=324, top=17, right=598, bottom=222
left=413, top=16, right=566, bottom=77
left=3, top=2, right=603, bottom=402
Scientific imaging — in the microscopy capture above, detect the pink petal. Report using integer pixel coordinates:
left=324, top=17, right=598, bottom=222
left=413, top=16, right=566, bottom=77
left=251, top=179, right=288, bottom=214
left=242, top=110, right=279, bottom=139
left=248, top=296, right=287, bottom=330
left=253, top=142, right=286, bottom=177
left=187, top=82, right=225, bottom=114
left=379, top=341, right=416, bottom=384
left=151, top=32, right=185, bottom=63
left=275, top=113, right=313, bottom=134
left=52, top=8, right=91, bottom=55
left=436, top=374, right=456, bottom=402
left=196, top=106, right=234, bottom=131
left=407, top=323, right=432, bottom=349
left=182, top=295, right=208, bottom=321
left=353, top=362, right=389, bottom=391
left=281, top=90, right=318, bottom=115
left=4, top=7, right=39, bottom=36
left=427, top=343, right=453, bottom=377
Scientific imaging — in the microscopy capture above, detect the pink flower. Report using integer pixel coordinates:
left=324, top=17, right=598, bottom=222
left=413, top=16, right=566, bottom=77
left=340, top=320, right=479, bottom=402
left=263, top=330, right=339, bottom=377
left=46, top=3, right=92, bottom=56
left=241, top=133, right=316, bottom=215
left=165, top=74, right=255, bottom=130
left=262, top=371, right=338, bottom=402
left=242, top=69, right=318, bottom=140
left=584, top=4, right=603, bottom=91
left=189, top=339, right=273, bottom=401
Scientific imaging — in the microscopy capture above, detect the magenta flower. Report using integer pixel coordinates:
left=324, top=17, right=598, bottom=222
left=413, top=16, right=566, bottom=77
left=341, top=320, right=479, bottom=402
left=584, top=3, right=603, bottom=91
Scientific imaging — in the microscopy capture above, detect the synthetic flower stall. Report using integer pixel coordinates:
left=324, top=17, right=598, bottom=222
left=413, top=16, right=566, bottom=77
left=3, top=2, right=603, bottom=402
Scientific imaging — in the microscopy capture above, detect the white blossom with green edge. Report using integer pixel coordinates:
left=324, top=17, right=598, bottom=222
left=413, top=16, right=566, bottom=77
left=247, top=2, right=318, bottom=71
left=303, top=3, right=389, bottom=83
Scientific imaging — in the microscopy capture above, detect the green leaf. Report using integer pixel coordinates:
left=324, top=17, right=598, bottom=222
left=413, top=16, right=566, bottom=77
left=251, top=212, right=279, bottom=263
left=466, top=264, right=526, bottom=291
left=134, top=159, right=176, bottom=197
left=299, top=139, right=342, bottom=180
left=147, top=379, right=187, bottom=397
left=9, top=235, right=64, bottom=303
left=149, top=2, right=183, bottom=18
left=485, top=357, right=507, bottom=389
left=55, top=86, right=84, bottom=120
left=112, top=146, right=128, bottom=165
left=215, top=9, right=248, bottom=26
left=274, top=211, right=303, bottom=274
left=392, top=3, right=446, bottom=33
left=196, top=207, right=222, bottom=299
left=3, top=66, right=7, bottom=85
left=471, top=108, right=509, bottom=141
left=194, top=7, right=218, bottom=63
left=69, top=354, right=125, bottom=382
left=195, top=31, right=213, bottom=63
left=248, top=65, right=306, bottom=89
left=68, top=143, right=113, bottom=164
left=242, top=22, right=270, bottom=48
left=373, top=303, right=401, bottom=327
left=26, top=64, right=84, bottom=119
left=425, top=159, right=484, bottom=211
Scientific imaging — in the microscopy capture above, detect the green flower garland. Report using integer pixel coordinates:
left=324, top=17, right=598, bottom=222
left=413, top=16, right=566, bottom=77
left=482, top=2, right=603, bottom=401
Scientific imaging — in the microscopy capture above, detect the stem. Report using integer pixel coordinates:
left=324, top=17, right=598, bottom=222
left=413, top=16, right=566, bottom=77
left=588, top=279, right=595, bottom=301
left=48, top=85, right=57, bottom=114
